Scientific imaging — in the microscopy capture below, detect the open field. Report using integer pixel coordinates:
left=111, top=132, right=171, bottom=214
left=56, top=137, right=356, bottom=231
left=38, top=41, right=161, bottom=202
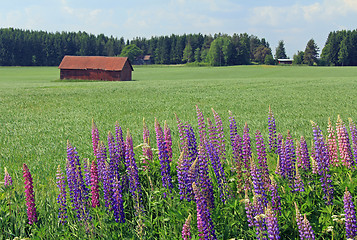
left=1, top=65, right=357, bottom=239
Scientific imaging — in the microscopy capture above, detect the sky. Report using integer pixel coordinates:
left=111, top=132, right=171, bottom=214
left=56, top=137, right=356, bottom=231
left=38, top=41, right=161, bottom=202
left=1, top=0, right=357, bottom=58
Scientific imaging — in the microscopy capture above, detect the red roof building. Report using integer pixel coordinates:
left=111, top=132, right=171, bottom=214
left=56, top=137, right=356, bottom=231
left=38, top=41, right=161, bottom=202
left=58, top=56, right=133, bottom=81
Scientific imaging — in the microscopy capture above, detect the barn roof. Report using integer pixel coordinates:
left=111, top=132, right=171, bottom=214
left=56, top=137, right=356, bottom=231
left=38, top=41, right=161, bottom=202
left=58, top=56, right=133, bottom=71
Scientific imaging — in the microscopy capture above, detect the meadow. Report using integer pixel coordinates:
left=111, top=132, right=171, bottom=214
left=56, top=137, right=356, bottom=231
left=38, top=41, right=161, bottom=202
left=1, top=65, right=357, bottom=239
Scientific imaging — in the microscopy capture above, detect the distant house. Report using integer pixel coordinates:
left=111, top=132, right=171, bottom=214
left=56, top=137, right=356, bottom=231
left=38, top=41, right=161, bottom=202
left=58, top=56, right=133, bottom=81
left=133, top=55, right=153, bottom=65
left=143, top=55, right=152, bottom=65
left=278, top=59, right=294, bottom=65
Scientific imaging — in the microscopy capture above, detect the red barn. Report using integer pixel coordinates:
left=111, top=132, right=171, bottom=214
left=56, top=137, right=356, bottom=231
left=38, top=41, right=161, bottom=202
left=58, top=56, right=133, bottom=81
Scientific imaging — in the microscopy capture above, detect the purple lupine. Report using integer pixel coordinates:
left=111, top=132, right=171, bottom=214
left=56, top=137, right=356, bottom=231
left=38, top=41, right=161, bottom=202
left=142, top=118, right=153, bottom=170
left=242, top=122, right=252, bottom=170
left=182, top=213, right=192, bottom=240
left=207, top=117, right=229, bottom=203
left=66, top=141, right=89, bottom=222
left=284, top=131, right=296, bottom=184
left=115, top=121, right=126, bottom=165
left=112, top=176, right=125, bottom=223
left=4, top=167, right=13, bottom=187
left=296, top=140, right=302, bottom=168
left=336, top=116, right=354, bottom=168
left=265, top=203, right=280, bottom=240
left=90, top=160, right=100, bottom=208
left=302, top=214, right=315, bottom=240
left=186, top=124, right=198, bottom=163
left=252, top=195, right=268, bottom=240
left=349, top=118, right=357, bottom=167
left=300, top=136, right=311, bottom=171
left=250, top=159, right=268, bottom=207
left=295, top=202, right=305, bottom=240
left=125, top=129, right=143, bottom=213
left=293, top=165, right=304, bottom=193
left=327, top=118, right=339, bottom=167
left=344, top=188, right=357, bottom=239
left=164, top=120, right=173, bottom=162
left=175, top=113, right=187, bottom=150
left=192, top=182, right=217, bottom=240
left=244, top=189, right=255, bottom=227
left=56, top=165, right=67, bottom=225
left=155, top=119, right=173, bottom=198
left=311, top=121, right=334, bottom=205
left=268, top=105, right=278, bottom=152
left=96, top=141, right=108, bottom=184
left=177, top=150, right=190, bottom=200
left=233, top=134, right=244, bottom=194
left=23, top=163, right=37, bottom=225
left=255, top=130, right=271, bottom=189
left=92, top=119, right=100, bottom=157
left=269, top=178, right=281, bottom=216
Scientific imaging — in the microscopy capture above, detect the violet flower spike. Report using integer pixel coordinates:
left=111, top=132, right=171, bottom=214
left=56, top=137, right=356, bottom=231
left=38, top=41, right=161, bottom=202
left=255, top=130, right=271, bottom=189
left=142, top=118, right=153, bottom=169
left=92, top=119, right=100, bottom=157
left=344, top=188, right=357, bottom=239
left=56, top=165, right=67, bottom=225
left=23, top=163, right=38, bottom=225
left=300, top=136, right=311, bottom=171
left=90, top=160, right=100, bottom=208
left=182, top=213, right=192, bottom=240
left=4, top=167, right=13, bottom=188
left=265, top=203, right=280, bottom=240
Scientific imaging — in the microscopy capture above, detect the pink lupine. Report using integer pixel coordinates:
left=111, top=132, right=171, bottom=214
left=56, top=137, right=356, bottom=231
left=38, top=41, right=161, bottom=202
left=4, top=167, right=13, bottom=187
left=336, top=116, right=354, bottom=168
left=90, top=160, right=100, bottom=208
left=327, top=117, right=339, bottom=166
left=23, top=163, right=37, bottom=225
left=182, top=213, right=192, bottom=240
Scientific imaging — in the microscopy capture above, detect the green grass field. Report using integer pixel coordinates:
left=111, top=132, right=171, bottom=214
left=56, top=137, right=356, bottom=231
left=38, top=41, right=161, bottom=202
left=1, top=65, right=356, bottom=179
left=1, top=65, right=357, bottom=238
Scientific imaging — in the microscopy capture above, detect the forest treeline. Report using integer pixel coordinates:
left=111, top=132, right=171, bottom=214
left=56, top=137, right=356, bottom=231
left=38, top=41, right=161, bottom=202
left=0, top=28, right=356, bottom=66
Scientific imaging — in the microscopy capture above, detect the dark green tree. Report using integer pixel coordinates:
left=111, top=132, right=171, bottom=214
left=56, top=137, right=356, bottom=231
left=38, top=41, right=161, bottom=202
left=275, top=40, right=287, bottom=59
left=194, top=48, right=201, bottom=62
left=303, top=39, right=319, bottom=66
left=293, top=51, right=304, bottom=65
left=253, top=45, right=272, bottom=64
left=182, top=42, right=193, bottom=63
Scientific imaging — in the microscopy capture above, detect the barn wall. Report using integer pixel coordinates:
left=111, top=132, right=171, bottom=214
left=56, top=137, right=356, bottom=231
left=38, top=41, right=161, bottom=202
left=60, top=69, right=122, bottom=81
left=121, top=61, right=132, bottom=81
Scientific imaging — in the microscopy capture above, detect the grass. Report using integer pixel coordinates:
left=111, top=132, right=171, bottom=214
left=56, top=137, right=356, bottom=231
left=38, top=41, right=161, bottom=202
left=1, top=65, right=357, bottom=238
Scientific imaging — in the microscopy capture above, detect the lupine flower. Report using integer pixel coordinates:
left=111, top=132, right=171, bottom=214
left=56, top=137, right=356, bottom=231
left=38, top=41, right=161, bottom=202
left=4, top=167, right=13, bottom=187
left=142, top=118, right=153, bottom=169
left=23, top=163, right=37, bottom=225
left=66, top=141, right=89, bottom=222
left=207, top=117, right=229, bottom=203
left=175, top=113, right=187, bottom=150
left=56, top=165, right=67, bottom=225
left=255, top=130, right=271, bottom=189
left=311, top=121, right=334, bottom=205
left=336, top=116, right=354, bottom=168
left=242, top=122, right=252, bottom=170
left=296, top=140, right=302, bottom=168
left=349, top=118, right=357, bottom=168
left=182, top=213, right=192, bottom=240
left=265, top=203, right=280, bottom=240
left=284, top=131, right=296, bottom=184
left=96, top=141, right=108, bottom=184
left=112, top=176, right=125, bottom=223
left=108, top=131, right=120, bottom=178
left=268, top=105, right=278, bottom=152
left=300, top=136, right=311, bottom=171
left=90, top=160, right=100, bottom=208
left=114, top=121, right=126, bottom=165
left=164, top=120, right=173, bottom=162
left=177, top=150, right=190, bottom=200
left=244, top=189, right=255, bottom=227
left=295, top=202, right=315, bottom=240
left=344, top=188, right=357, bottom=239
left=293, top=164, right=304, bottom=193
left=125, top=129, right=143, bottom=213
left=276, top=134, right=284, bottom=176
left=92, top=119, right=100, bottom=157
left=327, top=117, right=339, bottom=166
left=155, top=119, right=173, bottom=198
left=250, top=159, right=268, bottom=207
left=192, top=182, right=216, bottom=240
left=252, top=195, right=268, bottom=240
left=196, top=144, right=215, bottom=209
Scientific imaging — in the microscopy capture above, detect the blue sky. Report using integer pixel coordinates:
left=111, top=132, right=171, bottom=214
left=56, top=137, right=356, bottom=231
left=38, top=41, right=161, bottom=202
left=1, top=0, right=357, bottom=57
